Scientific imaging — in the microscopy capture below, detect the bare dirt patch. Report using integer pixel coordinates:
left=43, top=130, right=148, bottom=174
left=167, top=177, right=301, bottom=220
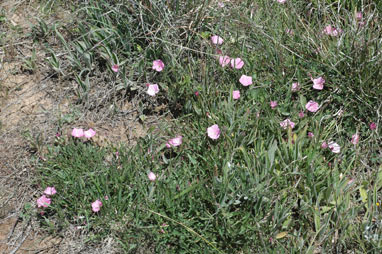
left=0, top=1, right=157, bottom=253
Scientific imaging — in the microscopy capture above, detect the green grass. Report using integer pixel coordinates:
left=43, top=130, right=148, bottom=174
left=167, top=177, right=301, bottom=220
left=34, top=0, right=382, bottom=253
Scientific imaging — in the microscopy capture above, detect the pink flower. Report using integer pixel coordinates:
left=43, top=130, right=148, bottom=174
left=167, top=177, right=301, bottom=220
left=219, top=55, right=231, bottom=67
left=356, top=12, right=363, bottom=21
left=239, top=75, right=252, bottom=86
left=166, top=136, right=183, bottom=148
left=351, top=133, right=359, bottom=145
left=312, top=77, right=325, bottom=90
left=323, top=25, right=341, bottom=36
left=370, top=122, right=377, bottom=130
left=328, top=141, right=340, bottom=153
left=291, top=82, right=300, bottom=92
left=285, top=28, right=294, bottom=35
left=305, top=100, right=320, bottom=112
left=230, top=58, right=244, bottom=69
left=84, top=128, right=96, bottom=138
left=277, top=0, right=286, bottom=3
left=71, top=128, right=84, bottom=138
left=211, top=35, right=224, bottom=45
left=270, top=101, right=277, bottom=109
left=207, top=124, right=221, bottom=140
left=195, top=91, right=199, bottom=96
left=321, top=141, right=328, bottom=149
left=37, top=195, right=51, bottom=208
left=152, top=60, right=164, bottom=72
left=44, top=187, right=57, bottom=196
left=91, top=200, right=103, bottom=213
left=111, top=64, right=119, bottom=73
left=323, top=25, right=334, bottom=35
left=232, top=90, right=240, bottom=100
left=308, top=132, right=314, bottom=138
left=147, top=84, right=159, bottom=96
left=332, top=28, right=341, bottom=36
left=298, top=111, right=305, bottom=118
left=148, top=171, right=156, bottom=181
left=280, top=119, right=295, bottom=129
left=104, top=195, right=109, bottom=200
left=217, top=2, right=225, bottom=7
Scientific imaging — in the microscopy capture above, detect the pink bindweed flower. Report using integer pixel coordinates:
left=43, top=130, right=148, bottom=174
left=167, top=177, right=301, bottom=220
left=147, top=84, right=159, bottom=96
left=152, top=60, right=164, bottom=72
left=84, top=128, right=96, bottom=138
left=166, top=136, right=183, bottom=148
left=239, top=75, right=252, bottom=86
left=351, top=133, right=360, bottom=145
left=308, top=132, right=314, bottom=138
left=298, top=111, right=305, bottom=118
left=37, top=195, right=51, bottom=208
left=312, top=77, right=325, bottom=90
left=44, top=187, right=57, bottom=196
left=328, top=141, right=341, bottom=153
left=270, top=101, right=278, bottom=109
left=370, top=122, right=377, bottom=130
left=207, top=124, right=221, bottom=140
left=218, top=2, right=225, bottom=7
left=323, top=25, right=334, bottom=35
left=104, top=195, right=109, bottom=200
left=91, top=200, right=102, bottom=213
left=232, top=90, right=240, bottom=100
left=356, top=12, right=363, bottom=21
left=321, top=141, right=328, bottom=149
left=71, top=128, right=84, bottom=138
left=280, top=119, right=295, bottom=129
left=194, top=91, right=199, bottom=96
left=305, top=100, right=320, bottom=113
left=211, top=35, right=224, bottom=45
left=323, top=25, right=341, bottom=36
left=148, top=171, right=156, bottom=181
left=291, top=82, right=300, bottom=92
left=219, top=55, right=231, bottom=67
left=277, top=0, right=286, bottom=3
left=111, top=64, right=119, bottom=73
left=230, top=58, right=244, bottom=69
left=285, top=28, right=294, bottom=35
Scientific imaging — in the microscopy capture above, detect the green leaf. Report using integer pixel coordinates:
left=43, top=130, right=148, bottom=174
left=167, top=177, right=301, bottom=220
left=313, top=207, right=321, bottom=233
left=320, top=206, right=332, bottom=214
left=173, top=180, right=206, bottom=200
left=359, top=186, right=368, bottom=203
left=268, top=140, right=277, bottom=167
left=299, top=94, right=307, bottom=109
left=276, top=231, right=288, bottom=239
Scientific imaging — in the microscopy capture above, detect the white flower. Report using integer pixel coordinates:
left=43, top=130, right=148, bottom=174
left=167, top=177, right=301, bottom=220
left=328, top=141, right=340, bottom=153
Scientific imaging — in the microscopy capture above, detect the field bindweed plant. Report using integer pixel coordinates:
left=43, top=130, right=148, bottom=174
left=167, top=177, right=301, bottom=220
left=37, top=0, right=382, bottom=253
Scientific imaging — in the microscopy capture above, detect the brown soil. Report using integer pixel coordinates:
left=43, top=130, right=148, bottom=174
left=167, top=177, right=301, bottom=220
left=0, top=1, right=155, bottom=253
